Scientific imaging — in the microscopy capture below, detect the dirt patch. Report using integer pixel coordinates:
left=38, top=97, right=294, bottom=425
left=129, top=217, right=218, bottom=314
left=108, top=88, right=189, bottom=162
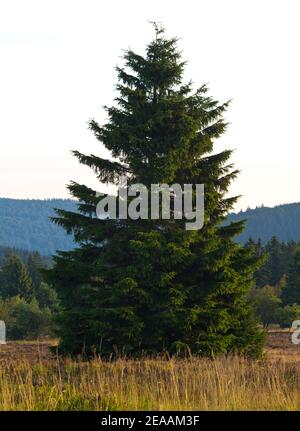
left=0, top=332, right=299, bottom=363
left=0, top=340, right=58, bottom=365
left=264, top=330, right=300, bottom=362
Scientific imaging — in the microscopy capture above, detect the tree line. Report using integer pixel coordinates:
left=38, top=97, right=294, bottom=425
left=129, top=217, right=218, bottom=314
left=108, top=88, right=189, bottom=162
left=246, top=236, right=300, bottom=327
left=0, top=198, right=76, bottom=255
left=1, top=234, right=300, bottom=340
left=1, top=200, right=300, bottom=256
left=0, top=251, right=58, bottom=339
left=228, top=203, right=300, bottom=244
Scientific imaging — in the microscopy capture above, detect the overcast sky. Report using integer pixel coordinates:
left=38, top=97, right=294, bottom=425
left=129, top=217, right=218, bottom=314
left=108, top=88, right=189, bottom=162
left=0, top=0, right=299, bottom=210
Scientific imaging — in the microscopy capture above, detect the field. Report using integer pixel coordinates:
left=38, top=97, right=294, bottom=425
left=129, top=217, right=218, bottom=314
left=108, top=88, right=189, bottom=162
left=0, top=332, right=299, bottom=411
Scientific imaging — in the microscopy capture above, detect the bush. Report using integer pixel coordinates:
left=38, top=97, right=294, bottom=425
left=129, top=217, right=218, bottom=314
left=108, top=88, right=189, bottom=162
left=0, top=296, right=54, bottom=340
left=35, top=282, right=59, bottom=311
left=249, top=285, right=282, bottom=328
left=0, top=296, right=20, bottom=328
left=10, top=299, right=53, bottom=339
left=276, top=304, right=300, bottom=328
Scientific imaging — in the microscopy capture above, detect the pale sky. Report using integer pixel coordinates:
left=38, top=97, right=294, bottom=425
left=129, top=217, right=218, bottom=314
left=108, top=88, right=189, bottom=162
left=0, top=0, right=299, bottom=210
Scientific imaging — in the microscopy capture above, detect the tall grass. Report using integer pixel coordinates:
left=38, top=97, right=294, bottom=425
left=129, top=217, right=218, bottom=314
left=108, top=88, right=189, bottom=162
left=0, top=356, right=299, bottom=410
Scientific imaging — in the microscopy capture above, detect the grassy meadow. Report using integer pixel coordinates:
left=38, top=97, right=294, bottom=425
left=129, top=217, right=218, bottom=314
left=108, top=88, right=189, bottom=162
left=0, top=332, right=299, bottom=411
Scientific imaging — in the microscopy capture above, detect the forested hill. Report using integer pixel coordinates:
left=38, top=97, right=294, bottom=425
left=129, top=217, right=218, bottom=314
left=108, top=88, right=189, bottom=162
left=0, top=198, right=76, bottom=255
left=228, top=202, right=300, bottom=243
left=0, top=198, right=300, bottom=254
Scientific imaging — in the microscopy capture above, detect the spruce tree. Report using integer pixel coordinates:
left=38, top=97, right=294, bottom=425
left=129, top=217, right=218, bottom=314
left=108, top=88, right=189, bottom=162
left=282, top=250, right=300, bottom=305
left=27, top=251, right=44, bottom=291
left=265, top=236, right=284, bottom=285
left=45, top=25, right=264, bottom=357
left=245, top=238, right=269, bottom=287
left=0, top=253, right=34, bottom=301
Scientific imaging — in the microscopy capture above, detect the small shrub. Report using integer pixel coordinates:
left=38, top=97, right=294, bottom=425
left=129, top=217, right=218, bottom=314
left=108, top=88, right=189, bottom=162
left=249, top=285, right=281, bottom=327
left=276, top=304, right=300, bottom=328
left=10, top=298, right=53, bottom=339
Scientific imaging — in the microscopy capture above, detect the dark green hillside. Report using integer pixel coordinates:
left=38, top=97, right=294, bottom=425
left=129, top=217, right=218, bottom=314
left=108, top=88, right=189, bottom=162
left=0, top=198, right=76, bottom=255
left=0, top=198, right=300, bottom=254
left=228, top=203, right=300, bottom=244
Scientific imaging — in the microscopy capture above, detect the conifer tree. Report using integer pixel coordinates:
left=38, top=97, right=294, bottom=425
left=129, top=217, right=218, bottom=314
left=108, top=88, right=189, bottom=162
left=27, top=251, right=44, bottom=291
left=282, top=250, right=300, bottom=305
left=245, top=238, right=269, bottom=287
left=0, top=253, right=34, bottom=301
left=265, top=236, right=284, bottom=285
left=45, top=25, right=264, bottom=357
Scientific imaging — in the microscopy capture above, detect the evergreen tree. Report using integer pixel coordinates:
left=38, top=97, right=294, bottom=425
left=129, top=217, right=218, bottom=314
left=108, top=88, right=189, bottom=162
left=45, top=25, right=264, bottom=357
left=265, top=236, right=284, bottom=285
left=245, top=237, right=269, bottom=287
left=0, top=253, right=34, bottom=301
left=276, top=274, right=287, bottom=297
left=281, top=250, right=300, bottom=305
left=281, top=241, right=300, bottom=278
left=35, top=281, right=59, bottom=311
left=249, top=285, right=281, bottom=328
left=27, top=251, right=44, bottom=290
left=276, top=304, right=300, bottom=328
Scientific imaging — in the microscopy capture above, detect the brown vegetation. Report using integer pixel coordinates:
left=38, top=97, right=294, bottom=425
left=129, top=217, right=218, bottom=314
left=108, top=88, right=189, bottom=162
left=0, top=332, right=299, bottom=411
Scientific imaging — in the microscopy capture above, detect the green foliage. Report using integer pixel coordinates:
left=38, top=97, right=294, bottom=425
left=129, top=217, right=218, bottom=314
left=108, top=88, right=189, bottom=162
left=9, top=298, right=53, bottom=340
left=0, top=245, right=47, bottom=266
left=0, top=253, right=34, bottom=301
left=275, top=304, right=300, bottom=328
left=265, top=237, right=286, bottom=285
left=246, top=237, right=300, bottom=288
left=45, top=25, right=264, bottom=358
left=35, top=281, right=59, bottom=310
left=0, top=296, right=20, bottom=328
left=0, top=251, right=59, bottom=339
left=281, top=250, right=300, bottom=305
left=0, top=296, right=54, bottom=340
left=249, top=286, right=282, bottom=328
left=27, top=251, right=45, bottom=290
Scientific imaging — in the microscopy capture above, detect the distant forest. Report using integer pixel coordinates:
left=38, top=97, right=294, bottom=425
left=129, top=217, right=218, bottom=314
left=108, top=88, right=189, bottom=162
left=0, top=198, right=300, bottom=255
left=227, top=202, right=300, bottom=243
left=0, top=198, right=76, bottom=255
left=0, top=245, right=51, bottom=267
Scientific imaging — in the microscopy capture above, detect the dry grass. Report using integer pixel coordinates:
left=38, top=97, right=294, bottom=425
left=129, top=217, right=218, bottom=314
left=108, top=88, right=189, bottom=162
left=0, top=332, right=299, bottom=411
